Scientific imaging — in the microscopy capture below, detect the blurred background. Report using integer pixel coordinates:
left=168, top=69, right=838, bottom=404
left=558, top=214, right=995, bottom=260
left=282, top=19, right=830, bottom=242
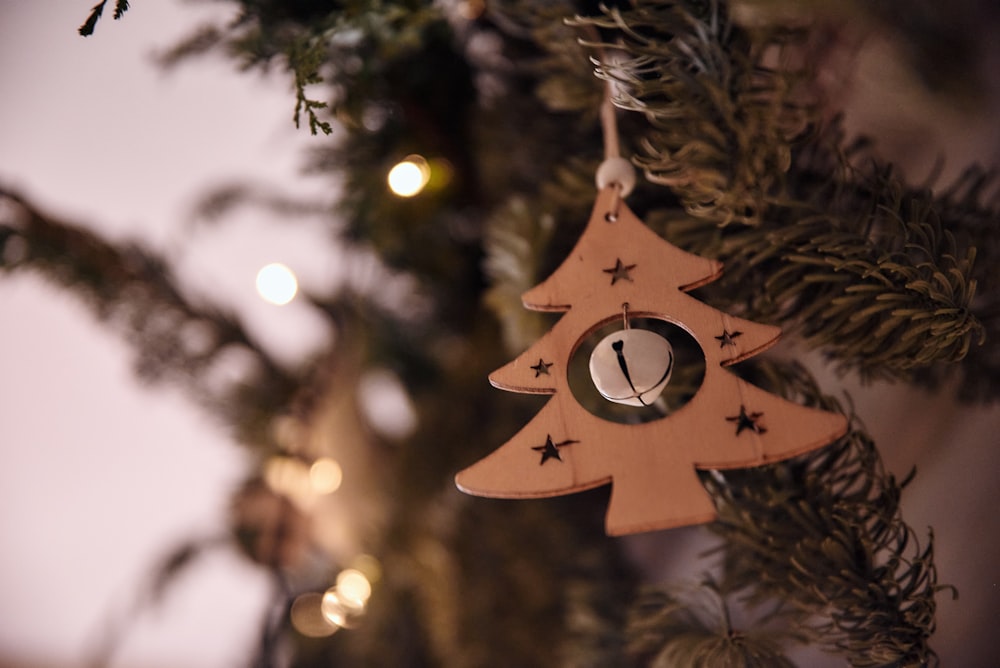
left=0, top=2, right=332, bottom=665
left=1, top=1, right=999, bottom=667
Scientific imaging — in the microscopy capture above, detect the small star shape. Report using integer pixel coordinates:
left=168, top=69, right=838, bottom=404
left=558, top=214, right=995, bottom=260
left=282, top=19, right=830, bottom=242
left=715, top=330, right=744, bottom=348
left=726, top=405, right=766, bottom=435
left=530, top=358, right=554, bottom=377
left=603, top=258, right=636, bottom=285
left=531, top=435, right=579, bottom=465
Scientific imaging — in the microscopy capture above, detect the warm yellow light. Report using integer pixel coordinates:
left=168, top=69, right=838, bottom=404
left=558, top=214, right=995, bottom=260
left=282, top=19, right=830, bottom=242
left=309, top=457, right=343, bottom=494
left=320, top=590, right=362, bottom=628
left=387, top=155, right=431, bottom=197
left=256, top=262, right=298, bottom=305
left=290, top=592, right=338, bottom=638
left=336, top=568, right=372, bottom=609
left=264, top=456, right=311, bottom=498
left=351, top=554, right=383, bottom=585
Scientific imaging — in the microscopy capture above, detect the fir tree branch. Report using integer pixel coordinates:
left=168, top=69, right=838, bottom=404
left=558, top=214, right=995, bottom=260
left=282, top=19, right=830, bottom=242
left=649, top=134, right=997, bottom=397
left=79, top=1, right=107, bottom=36
left=627, top=579, right=800, bottom=667
left=482, top=195, right=556, bottom=354
left=573, top=0, right=997, bottom=397
left=703, top=359, right=952, bottom=667
left=79, top=0, right=132, bottom=37
left=87, top=534, right=231, bottom=668
left=573, top=0, right=816, bottom=227
left=288, top=36, right=333, bottom=135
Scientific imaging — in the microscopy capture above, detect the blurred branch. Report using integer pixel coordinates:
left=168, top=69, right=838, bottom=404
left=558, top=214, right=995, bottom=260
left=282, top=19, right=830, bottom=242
left=86, top=534, right=233, bottom=668
left=0, top=187, right=300, bottom=448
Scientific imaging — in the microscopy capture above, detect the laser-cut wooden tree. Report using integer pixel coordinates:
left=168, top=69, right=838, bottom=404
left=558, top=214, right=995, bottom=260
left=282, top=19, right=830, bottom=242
left=456, top=187, right=849, bottom=535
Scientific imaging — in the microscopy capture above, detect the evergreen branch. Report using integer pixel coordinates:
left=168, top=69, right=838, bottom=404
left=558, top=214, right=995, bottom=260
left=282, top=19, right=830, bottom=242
left=154, top=24, right=224, bottom=67
left=79, top=1, right=107, bottom=36
left=650, top=137, right=996, bottom=396
left=627, top=579, right=799, bottom=667
left=572, top=0, right=997, bottom=395
left=482, top=196, right=556, bottom=354
left=289, top=37, right=333, bottom=135
left=87, top=534, right=231, bottom=668
left=189, top=180, right=331, bottom=223
left=703, top=359, right=951, bottom=667
left=79, top=0, right=132, bottom=37
left=480, top=158, right=608, bottom=355
left=0, top=188, right=299, bottom=449
left=114, top=0, right=130, bottom=21
left=574, top=0, right=816, bottom=226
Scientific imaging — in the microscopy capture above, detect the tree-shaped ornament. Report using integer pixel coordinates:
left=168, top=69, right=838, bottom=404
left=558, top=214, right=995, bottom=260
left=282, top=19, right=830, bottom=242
left=456, top=160, right=849, bottom=535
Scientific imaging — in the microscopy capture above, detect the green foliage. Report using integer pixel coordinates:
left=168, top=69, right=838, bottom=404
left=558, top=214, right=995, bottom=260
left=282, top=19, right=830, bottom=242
left=289, top=36, right=333, bottom=135
left=627, top=579, right=799, bottom=667
left=704, top=359, right=952, bottom=667
left=645, top=132, right=998, bottom=397
left=574, top=0, right=815, bottom=226
left=561, top=0, right=999, bottom=396
left=482, top=195, right=557, bottom=353
left=27, top=0, right=1000, bottom=665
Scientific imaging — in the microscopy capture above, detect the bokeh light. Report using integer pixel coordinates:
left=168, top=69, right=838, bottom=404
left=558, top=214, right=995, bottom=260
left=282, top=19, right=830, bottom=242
left=290, top=592, right=339, bottom=638
left=309, top=457, right=343, bottom=495
left=264, top=456, right=307, bottom=495
left=320, top=590, right=363, bottom=628
left=264, top=455, right=344, bottom=509
left=335, top=568, right=372, bottom=608
left=351, top=553, right=383, bottom=585
left=255, top=262, right=298, bottom=305
left=387, top=155, right=431, bottom=197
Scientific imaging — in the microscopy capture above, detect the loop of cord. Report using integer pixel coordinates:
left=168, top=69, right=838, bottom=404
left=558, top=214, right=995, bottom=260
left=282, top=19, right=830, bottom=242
left=591, top=42, right=635, bottom=221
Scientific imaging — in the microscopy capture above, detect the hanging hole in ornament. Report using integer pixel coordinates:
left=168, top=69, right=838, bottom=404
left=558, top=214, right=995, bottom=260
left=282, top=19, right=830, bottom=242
left=568, top=317, right=705, bottom=425
left=604, top=184, right=623, bottom=223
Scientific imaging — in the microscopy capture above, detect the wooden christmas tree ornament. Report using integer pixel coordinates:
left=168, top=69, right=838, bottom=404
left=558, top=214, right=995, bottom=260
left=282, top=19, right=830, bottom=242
left=456, top=180, right=848, bottom=535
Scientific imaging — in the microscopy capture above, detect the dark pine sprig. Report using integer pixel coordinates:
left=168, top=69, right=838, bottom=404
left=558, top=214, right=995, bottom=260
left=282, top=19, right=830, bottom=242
left=626, top=578, right=800, bottom=667
left=649, top=126, right=997, bottom=398
left=574, top=0, right=816, bottom=227
left=574, top=0, right=996, bottom=398
left=289, top=36, right=333, bottom=135
left=79, top=0, right=131, bottom=36
left=703, top=359, right=953, bottom=667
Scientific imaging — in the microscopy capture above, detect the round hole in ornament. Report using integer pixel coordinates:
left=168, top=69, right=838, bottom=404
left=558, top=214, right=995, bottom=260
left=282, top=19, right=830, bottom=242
left=568, top=318, right=705, bottom=424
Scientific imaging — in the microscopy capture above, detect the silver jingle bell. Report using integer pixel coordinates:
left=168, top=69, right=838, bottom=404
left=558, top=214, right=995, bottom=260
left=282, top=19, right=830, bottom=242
left=589, top=328, right=673, bottom=406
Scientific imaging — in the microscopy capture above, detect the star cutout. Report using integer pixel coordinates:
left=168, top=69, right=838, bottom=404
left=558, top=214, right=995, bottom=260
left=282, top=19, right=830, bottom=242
left=530, top=358, right=554, bottom=377
left=531, top=435, right=579, bottom=465
left=715, top=330, right=743, bottom=348
left=726, top=405, right=766, bottom=435
left=602, top=258, right=636, bottom=285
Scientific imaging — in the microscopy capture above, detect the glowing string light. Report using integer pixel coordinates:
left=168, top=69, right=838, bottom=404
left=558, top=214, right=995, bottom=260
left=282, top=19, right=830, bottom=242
left=290, top=592, right=338, bottom=638
left=336, top=568, right=372, bottom=608
left=256, top=262, right=298, bottom=305
left=387, top=155, right=431, bottom=197
left=309, top=457, right=343, bottom=494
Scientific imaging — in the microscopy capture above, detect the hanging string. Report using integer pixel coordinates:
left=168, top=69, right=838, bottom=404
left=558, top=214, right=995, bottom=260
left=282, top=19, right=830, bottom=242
left=586, top=32, right=635, bottom=222
left=600, top=78, right=621, bottom=162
